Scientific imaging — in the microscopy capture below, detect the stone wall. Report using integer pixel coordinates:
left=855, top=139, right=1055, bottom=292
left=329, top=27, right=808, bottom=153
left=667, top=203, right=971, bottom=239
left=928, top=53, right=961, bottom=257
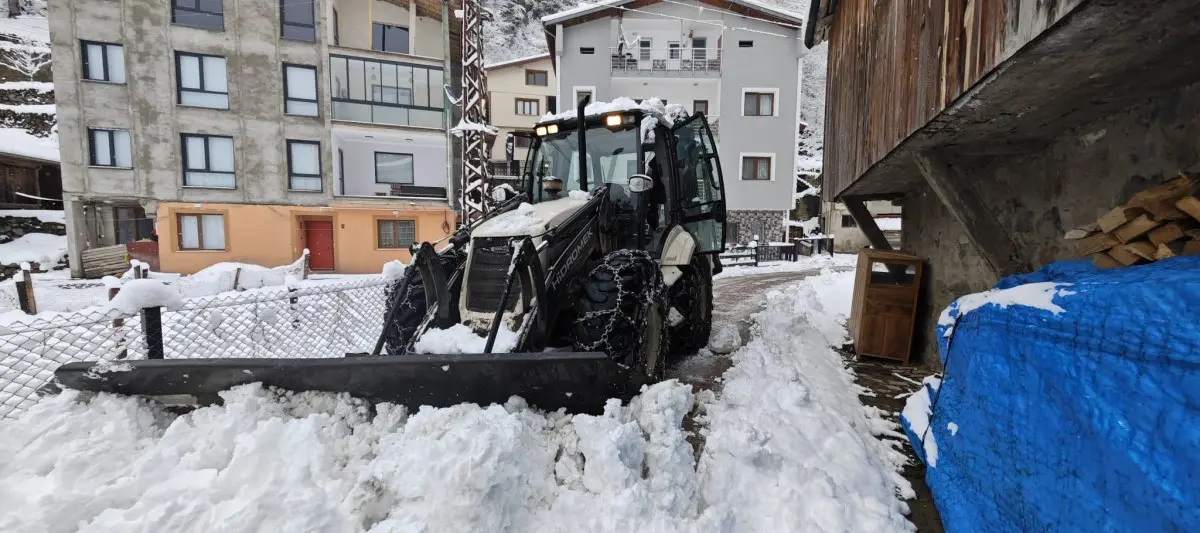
left=903, top=80, right=1200, bottom=366
left=727, top=209, right=786, bottom=244
left=0, top=215, right=68, bottom=279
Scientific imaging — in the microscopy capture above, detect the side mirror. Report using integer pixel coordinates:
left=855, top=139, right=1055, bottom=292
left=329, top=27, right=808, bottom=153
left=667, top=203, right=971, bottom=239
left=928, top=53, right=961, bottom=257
left=628, top=174, right=654, bottom=193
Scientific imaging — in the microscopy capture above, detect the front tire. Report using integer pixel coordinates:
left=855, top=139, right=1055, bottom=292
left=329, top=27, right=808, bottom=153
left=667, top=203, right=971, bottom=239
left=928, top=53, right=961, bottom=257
left=668, top=256, right=713, bottom=357
left=381, top=253, right=462, bottom=355
left=574, top=250, right=669, bottom=381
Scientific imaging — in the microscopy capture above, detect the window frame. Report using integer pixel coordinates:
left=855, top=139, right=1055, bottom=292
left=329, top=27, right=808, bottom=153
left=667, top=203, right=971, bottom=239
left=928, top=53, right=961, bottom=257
left=741, top=88, right=779, bottom=117
left=693, top=100, right=709, bottom=116
left=171, top=0, right=224, bottom=31
left=87, top=127, right=133, bottom=168
left=738, top=40, right=754, bottom=48
left=283, top=63, right=319, bottom=116
left=374, top=151, right=414, bottom=185
left=692, top=37, right=708, bottom=61
left=371, top=22, right=410, bottom=54
left=524, top=69, right=548, bottom=87
left=376, top=218, right=417, bottom=250
left=579, top=47, right=595, bottom=55
left=668, top=41, right=681, bottom=59
left=572, top=86, right=595, bottom=109
left=180, top=133, right=236, bottom=188
left=80, top=40, right=124, bottom=84
left=639, top=38, right=652, bottom=61
left=280, top=0, right=316, bottom=41
left=841, top=215, right=858, bottom=228
left=286, top=139, right=323, bottom=192
left=514, top=97, right=540, bottom=116
left=328, top=54, right=446, bottom=126
left=739, top=153, right=774, bottom=181
left=176, top=213, right=227, bottom=251
left=175, top=51, right=229, bottom=109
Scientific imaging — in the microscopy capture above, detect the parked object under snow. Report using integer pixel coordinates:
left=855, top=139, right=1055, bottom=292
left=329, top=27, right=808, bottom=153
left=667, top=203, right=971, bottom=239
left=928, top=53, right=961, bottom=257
left=901, top=257, right=1200, bottom=532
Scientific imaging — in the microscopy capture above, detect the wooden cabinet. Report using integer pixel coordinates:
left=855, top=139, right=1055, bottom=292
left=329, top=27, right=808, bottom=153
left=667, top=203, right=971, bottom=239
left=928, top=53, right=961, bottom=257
left=849, top=249, right=924, bottom=364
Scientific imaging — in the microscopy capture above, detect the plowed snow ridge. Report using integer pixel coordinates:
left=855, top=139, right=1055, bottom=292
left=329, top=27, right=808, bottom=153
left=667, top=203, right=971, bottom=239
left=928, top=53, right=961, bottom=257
left=0, top=270, right=914, bottom=533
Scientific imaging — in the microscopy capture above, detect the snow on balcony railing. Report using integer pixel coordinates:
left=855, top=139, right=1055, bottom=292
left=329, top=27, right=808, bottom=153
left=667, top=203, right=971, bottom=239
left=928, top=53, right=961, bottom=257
left=609, top=47, right=721, bottom=75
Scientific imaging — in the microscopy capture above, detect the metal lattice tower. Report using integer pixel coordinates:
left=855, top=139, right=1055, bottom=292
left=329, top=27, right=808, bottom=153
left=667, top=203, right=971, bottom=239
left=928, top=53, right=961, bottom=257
left=459, top=0, right=490, bottom=226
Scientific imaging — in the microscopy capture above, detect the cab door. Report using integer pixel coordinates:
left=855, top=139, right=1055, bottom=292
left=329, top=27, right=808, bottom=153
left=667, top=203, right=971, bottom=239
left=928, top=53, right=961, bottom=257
left=670, top=113, right=726, bottom=253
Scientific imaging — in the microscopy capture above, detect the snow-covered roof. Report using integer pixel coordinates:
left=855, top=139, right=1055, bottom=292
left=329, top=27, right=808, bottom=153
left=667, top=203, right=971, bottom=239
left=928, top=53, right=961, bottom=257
left=542, top=0, right=806, bottom=27
left=0, top=128, right=59, bottom=163
left=540, top=96, right=687, bottom=125
left=0, top=16, right=49, bottom=44
left=484, top=53, right=551, bottom=70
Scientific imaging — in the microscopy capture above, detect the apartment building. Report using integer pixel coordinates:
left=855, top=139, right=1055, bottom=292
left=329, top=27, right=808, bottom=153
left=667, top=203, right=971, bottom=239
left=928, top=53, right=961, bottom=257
left=483, top=53, right=555, bottom=179
left=49, top=0, right=460, bottom=276
left=543, top=0, right=805, bottom=244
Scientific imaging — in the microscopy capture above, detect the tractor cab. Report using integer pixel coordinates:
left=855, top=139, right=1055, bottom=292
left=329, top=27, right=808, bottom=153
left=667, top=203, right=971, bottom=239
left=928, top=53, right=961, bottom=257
left=523, top=105, right=727, bottom=256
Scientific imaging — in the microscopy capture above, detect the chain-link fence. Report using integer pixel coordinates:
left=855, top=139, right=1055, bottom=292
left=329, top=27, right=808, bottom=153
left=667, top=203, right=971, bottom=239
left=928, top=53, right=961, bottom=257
left=0, top=277, right=391, bottom=420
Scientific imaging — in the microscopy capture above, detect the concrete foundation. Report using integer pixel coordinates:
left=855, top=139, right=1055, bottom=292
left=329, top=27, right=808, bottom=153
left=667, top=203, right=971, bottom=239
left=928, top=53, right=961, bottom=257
left=904, top=80, right=1200, bottom=366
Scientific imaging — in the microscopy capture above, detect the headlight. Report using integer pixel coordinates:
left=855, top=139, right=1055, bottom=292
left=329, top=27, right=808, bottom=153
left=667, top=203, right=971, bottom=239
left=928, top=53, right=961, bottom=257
left=604, top=114, right=622, bottom=127
left=547, top=124, right=559, bottom=134
left=535, top=126, right=547, bottom=136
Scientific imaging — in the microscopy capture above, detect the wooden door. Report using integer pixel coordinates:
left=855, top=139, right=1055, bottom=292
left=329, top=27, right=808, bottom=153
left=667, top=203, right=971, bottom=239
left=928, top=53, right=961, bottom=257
left=305, top=220, right=335, bottom=270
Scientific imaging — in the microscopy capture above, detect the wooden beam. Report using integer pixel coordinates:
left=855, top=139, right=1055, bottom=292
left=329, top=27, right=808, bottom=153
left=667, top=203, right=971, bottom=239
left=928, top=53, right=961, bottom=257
left=842, top=196, right=894, bottom=251
left=913, top=151, right=1029, bottom=277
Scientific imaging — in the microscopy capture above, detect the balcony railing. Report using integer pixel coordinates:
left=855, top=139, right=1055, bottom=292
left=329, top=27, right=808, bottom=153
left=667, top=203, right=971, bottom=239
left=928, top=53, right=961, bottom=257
left=610, top=47, right=722, bottom=75
left=329, top=53, right=446, bottom=129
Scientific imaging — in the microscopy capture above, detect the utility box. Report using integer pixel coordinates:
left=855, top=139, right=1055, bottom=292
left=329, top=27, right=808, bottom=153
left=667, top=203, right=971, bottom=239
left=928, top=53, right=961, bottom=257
left=849, top=249, right=924, bottom=364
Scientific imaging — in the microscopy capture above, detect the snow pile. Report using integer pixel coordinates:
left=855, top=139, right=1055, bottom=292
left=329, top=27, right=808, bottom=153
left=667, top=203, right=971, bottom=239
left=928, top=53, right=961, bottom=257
left=938, top=281, right=1075, bottom=337
left=875, top=218, right=902, bottom=231
left=0, top=232, right=65, bottom=265
left=567, top=190, right=592, bottom=201
left=412, top=323, right=520, bottom=354
left=715, top=252, right=857, bottom=280
left=108, top=279, right=184, bottom=314
left=900, top=376, right=942, bottom=467
left=706, top=322, right=742, bottom=354
left=0, top=269, right=913, bottom=532
left=449, top=118, right=499, bottom=137
left=381, top=259, right=407, bottom=281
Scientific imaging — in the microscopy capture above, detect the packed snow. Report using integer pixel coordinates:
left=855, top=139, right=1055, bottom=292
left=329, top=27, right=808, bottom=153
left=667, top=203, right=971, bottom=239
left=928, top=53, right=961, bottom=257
left=0, top=232, right=66, bottom=265
left=0, top=267, right=914, bottom=532
left=901, top=376, right=942, bottom=467
left=412, top=323, right=521, bottom=354
left=715, top=252, right=857, bottom=280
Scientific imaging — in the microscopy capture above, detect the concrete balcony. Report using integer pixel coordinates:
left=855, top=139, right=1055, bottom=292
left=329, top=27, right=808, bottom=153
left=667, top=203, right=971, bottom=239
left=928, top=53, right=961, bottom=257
left=609, top=47, right=721, bottom=77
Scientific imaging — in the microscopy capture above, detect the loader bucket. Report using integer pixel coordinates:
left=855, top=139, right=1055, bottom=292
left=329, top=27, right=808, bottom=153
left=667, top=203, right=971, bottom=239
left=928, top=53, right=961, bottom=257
left=53, top=351, right=636, bottom=414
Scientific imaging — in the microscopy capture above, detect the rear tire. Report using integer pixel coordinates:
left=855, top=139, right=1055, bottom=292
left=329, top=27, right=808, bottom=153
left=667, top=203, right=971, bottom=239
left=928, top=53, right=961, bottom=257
left=574, top=250, right=669, bottom=381
left=668, top=257, right=713, bottom=357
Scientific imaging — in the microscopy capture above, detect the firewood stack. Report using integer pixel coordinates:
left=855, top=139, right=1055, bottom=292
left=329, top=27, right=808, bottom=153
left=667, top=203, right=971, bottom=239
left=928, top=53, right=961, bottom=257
left=1068, top=173, right=1200, bottom=268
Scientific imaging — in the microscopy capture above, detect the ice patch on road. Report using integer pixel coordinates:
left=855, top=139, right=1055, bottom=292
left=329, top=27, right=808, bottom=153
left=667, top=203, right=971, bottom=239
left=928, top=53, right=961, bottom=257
left=0, top=272, right=914, bottom=532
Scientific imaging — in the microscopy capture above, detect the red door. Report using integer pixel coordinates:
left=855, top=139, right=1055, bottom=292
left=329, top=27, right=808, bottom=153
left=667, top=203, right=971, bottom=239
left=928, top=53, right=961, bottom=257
left=305, top=220, right=335, bottom=270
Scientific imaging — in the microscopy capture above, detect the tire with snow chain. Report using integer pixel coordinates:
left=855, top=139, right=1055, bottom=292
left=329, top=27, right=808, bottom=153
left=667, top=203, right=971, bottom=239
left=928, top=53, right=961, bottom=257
left=381, top=254, right=462, bottom=355
left=573, top=250, right=669, bottom=381
left=668, top=256, right=713, bottom=357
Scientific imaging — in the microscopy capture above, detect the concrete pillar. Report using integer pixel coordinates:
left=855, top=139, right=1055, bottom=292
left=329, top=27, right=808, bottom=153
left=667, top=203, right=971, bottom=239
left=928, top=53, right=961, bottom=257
left=64, top=198, right=88, bottom=278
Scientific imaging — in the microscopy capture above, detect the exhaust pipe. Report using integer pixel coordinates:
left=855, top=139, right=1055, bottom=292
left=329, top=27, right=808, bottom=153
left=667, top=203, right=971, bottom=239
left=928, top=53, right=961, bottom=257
left=577, top=94, right=590, bottom=192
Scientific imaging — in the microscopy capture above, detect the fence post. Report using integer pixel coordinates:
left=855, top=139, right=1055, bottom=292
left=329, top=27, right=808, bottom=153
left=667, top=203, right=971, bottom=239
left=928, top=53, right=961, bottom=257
left=142, top=306, right=164, bottom=359
left=15, top=264, right=37, bottom=315
left=109, top=285, right=129, bottom=359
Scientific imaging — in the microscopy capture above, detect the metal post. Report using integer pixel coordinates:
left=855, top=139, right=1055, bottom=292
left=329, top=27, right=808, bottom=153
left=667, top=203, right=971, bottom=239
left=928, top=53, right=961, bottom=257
left=15, top=266, right=36, bottom=315
left=110, top=286, right=128, bottom=359
left=459, top=0, right=491, bottom=225
left=142, top=306, right=164, bottom=359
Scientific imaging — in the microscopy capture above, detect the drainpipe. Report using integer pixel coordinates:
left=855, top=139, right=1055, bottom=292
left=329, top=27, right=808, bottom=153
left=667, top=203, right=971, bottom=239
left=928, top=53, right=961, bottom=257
left=442, top=0, right=453, bottom=214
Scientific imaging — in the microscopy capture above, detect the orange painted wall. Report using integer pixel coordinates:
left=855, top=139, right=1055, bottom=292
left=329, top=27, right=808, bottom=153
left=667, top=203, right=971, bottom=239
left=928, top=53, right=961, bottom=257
left=156, top=201, right=454, bottom=275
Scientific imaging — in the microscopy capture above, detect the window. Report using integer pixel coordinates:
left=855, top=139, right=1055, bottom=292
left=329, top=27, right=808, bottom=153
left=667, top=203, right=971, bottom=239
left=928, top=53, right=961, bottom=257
left=842, top=215, right=858, bottom=228
left=579, top=47, right=595, bottom=55
left=176, top=52, right=229, bottom=109
left=329, top=55, right=444, bottom=128
left=287, top=140, right=321, bottom=191
left=515, top=136, right=532, bottom=149
left=741, top=156, right=772, bottom=181
left=284, top=64, right=318, bottom=116
left=547, top=95, right=557, bottom=114
left=81, top=41, right=125, bottom=83
left=668, top=41, right=681, bottom=59
left=515, top=98, right=539, bottom=116
left=692, top=37, right=708, bottom=61
left=525, top=70, right=548, bottom=86
left=88, top=128, right=133, bottom=168
left=281, top=0, right=316, bottom=41
left=172, top=0, right=223, bottom=30
left=181, top=134, right=235, bottom=188
left=372, top=23, right=410, bottom=54
left=375, top=152, right=413, bottom=184
left=744, top=91, right=775, bottom=116
left=693, top=100, right=709, bottom=116
left=574, top=89, right=593, bottom=107
left=178, top=213, right=226, bottom=250
left=639, top=38, right=652, bottom=61
left=738, top=40, right=754, bottom=48
left=377, top=219, right=416, bottom=249
left=115, top=207, right=153, bottom=244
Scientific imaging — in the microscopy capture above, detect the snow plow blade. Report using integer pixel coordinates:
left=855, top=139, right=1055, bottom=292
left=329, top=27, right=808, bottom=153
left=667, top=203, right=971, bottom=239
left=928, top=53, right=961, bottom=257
left=53, top=352, right=634, bottom=415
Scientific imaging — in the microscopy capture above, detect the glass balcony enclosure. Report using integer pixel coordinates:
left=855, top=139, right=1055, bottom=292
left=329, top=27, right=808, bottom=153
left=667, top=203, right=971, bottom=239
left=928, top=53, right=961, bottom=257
left=330, top=54, right=444, bottom=128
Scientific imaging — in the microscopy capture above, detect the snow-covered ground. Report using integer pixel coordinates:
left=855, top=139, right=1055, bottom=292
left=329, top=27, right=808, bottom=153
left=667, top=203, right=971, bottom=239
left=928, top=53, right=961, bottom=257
left=715, top=253, right=857, bottom=280
left=0, top=267, right=914, bottom=532
left=0, top=232, right=65, bottom=265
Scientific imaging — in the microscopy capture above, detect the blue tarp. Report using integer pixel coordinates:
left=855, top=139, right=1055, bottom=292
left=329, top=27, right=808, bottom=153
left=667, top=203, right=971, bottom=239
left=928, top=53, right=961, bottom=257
left=901, top=257, right=1200, bottom=532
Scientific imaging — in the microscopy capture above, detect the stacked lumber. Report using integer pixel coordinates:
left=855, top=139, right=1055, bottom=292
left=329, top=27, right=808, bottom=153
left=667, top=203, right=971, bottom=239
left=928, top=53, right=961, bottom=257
left=1066, top=173, right=1200, bottom=269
